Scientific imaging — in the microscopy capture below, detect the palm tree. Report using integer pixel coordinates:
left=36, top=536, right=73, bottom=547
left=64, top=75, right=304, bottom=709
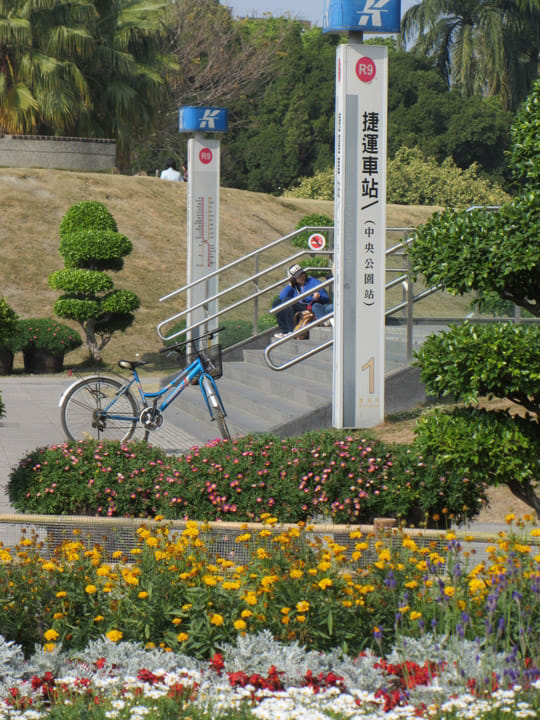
left=400, top=0, right=540, bottom=111
left=0, top=0, right=94, bottom=134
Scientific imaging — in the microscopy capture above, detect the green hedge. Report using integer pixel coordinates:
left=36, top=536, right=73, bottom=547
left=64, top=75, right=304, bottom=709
left=8, top=430, right=490, bottom=527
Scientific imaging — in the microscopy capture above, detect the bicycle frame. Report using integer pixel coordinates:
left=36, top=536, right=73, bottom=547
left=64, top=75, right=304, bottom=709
left=100, top=356, right=222, bottom=423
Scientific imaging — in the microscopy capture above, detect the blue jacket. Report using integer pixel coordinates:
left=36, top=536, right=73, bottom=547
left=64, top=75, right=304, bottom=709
left=278, top=275, right=330, bottom=307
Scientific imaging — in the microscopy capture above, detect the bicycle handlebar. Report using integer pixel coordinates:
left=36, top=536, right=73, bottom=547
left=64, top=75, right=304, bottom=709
left=159, top=326, right=225, bottom=354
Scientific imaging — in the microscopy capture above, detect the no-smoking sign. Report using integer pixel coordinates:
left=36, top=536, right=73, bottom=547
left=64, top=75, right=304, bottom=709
left=308, top=233, right=326, bottom=251
left=199, top=147, right=213, bottom=164
left=356, top=57, right=376, bottom=83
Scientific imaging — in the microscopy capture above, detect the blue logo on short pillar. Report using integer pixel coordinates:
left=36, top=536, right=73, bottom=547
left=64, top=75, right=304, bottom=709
left=178, top=107, right=228, bottom=133
left=323, top=0, right=401, bottom=34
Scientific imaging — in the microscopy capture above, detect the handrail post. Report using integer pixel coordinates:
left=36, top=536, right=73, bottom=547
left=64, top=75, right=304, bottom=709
left=406, top=254, right=414, bottom=362
left=253, top=253, right=260, bottom=335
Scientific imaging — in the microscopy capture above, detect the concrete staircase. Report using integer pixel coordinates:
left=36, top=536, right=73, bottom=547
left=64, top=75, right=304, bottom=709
left=152, top=325, right=430, bottom=452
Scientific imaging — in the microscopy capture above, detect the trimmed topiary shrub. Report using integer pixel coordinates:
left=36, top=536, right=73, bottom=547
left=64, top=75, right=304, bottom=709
left=49, top=201, right=140, bottom=362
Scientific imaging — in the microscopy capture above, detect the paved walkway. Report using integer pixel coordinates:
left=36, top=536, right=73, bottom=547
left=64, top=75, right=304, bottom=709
left=0, top=373, right=520, bottom=537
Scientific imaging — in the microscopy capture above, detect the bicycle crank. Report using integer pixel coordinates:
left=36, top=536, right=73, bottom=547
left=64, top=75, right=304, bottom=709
left=140, top=407, right=163, bottom=430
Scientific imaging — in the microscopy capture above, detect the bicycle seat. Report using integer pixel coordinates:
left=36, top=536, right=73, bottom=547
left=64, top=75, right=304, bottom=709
left=118, top=359, right=149, bottom=370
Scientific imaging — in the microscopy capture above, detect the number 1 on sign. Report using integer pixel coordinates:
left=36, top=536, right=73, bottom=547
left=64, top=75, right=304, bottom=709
left=361, top=356, right=375, bottom=394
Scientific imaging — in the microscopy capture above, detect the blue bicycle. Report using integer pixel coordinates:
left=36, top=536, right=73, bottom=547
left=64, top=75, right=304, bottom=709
left=59, top=328, right=231, bottom=443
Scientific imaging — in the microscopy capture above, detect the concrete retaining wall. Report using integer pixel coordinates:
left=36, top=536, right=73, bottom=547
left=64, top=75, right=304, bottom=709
left=0, top=134, right=116, bottom=171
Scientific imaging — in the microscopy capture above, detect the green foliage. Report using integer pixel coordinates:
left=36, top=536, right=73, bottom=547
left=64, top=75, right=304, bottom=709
left=59, top=201, right=118, bottom=239
left=413, top=408, right=539, bottom=515
left=13, top=318, right=82, bottom=355
left=408, top=198, right=540, bottom=315
left=388, top=147, right=510, bottom=207
left=59, top=230, right=132, bottom=270
left=0, top=392, right=4, bottom=420
left=288, top=168, right=334, bottom=200
left=163, top=317, right=277, bottom=349
left=292, top=214, right=333, bottom=248
left=0, top=297, right=18, bottom=348
left=50, top=200, right=140, bottom=361
left=7, top=431, right=485, bottom=526
left=509, top=78, right=540, bottom=188
left=410, top=81, right=540, bottom=518
left=414, top=323, right=540, bottom=413
left=48, top=269, right=114, bottom=295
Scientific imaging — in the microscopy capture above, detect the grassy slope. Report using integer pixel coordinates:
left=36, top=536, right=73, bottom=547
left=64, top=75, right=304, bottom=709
left=1, top=168, right=445, bottom=367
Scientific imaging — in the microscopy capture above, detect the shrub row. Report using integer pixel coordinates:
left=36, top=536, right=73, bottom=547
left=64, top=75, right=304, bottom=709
left=8, top=431, right=490, bottom=526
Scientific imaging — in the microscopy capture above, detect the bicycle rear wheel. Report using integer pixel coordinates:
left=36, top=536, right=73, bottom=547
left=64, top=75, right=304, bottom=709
left=61, top=376, right=138, bottom=443
left=201, top=376, right=231, bottom=441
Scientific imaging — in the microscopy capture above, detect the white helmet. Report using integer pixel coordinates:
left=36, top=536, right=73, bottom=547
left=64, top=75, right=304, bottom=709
left=288, top=263, right=304, bottom=279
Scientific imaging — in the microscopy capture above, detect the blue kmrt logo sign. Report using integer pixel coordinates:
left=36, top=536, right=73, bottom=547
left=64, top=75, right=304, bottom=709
left=178, top=107, right=228, bottom=133
left=323, top=0, right=401, bottom=34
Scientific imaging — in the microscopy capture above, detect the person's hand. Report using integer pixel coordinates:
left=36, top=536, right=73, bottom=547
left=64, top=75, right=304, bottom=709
left=313, top=291, right=320, bottom=301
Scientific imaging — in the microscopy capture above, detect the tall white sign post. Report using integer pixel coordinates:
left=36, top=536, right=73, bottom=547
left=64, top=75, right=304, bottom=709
left=323, top=0, right=400, bottom=428
left=178, top=106, right=228, bottom=338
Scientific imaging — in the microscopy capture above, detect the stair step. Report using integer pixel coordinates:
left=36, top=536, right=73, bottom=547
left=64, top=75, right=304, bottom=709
left=224, top=361, right=331, bottom=404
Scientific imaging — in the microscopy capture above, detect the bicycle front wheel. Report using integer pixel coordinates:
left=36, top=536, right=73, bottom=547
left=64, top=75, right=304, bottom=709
left=201, top=376, right=231, bottom=441
left=61, top=376, right=139, bottom=443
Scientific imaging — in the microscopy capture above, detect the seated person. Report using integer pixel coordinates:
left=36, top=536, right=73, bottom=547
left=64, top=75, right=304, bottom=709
left=272, top=264, right=333, bottom=338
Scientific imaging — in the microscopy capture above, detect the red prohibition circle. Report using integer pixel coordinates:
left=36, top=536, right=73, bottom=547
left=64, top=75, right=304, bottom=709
left=199, top=148, right=213, bottom=164
left=356, top=57, right=376, bottom=83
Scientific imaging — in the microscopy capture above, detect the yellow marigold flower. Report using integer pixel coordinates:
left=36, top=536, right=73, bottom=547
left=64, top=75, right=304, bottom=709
left=56, top=591, right=67, bottom=598
left=398, top=605, right=409, bottom=614
left=182, top=603, right=192, bottom=611
left=469, top=578, right=487, bottom=594
left=405, top=580, right=418, bottom=589
left=41, top=562, right=56, bottom=571
left=112, top=550, right=123, bottom=559
left=235, top=533, right=251, bottom=543
left=355, top=542, right=369, bottom=551
left=505, top=513, right=515, bottom=525
left=530, top=528, right=540, bottom=537
left=468, top=563, right=485, bottom=578
left=410, top=611, right=422, bottom=621
left=318, top=560, right=332, bottom=571
left=44, top=643, right=56, bottom=653
left=351, top=552, right=363, bottom=562
left=374, top=561, right=386, bottom=570
left=222, top=581, right=240, bottom=591
left=106, top=630, right=123, bottom=643
left=308, top=568, right=318, bottom=575
left=53, top=613, right=64, bottom=620
left=514, top=544, right=531, bottom=554
left=317, top=578, right=333, bottom=590
left=210, top=613, right=224, bottom=626
left=281, top=615, right=290, bottom=625
left=44, top=629, right=59, bottom=642
left=154, top=550, right=167, bottom=561
left=137, top=528, right=150, bottom=538
left=402, top=537, right=418, bottom=552
left=177, top=632, right=189, bottom=643
left=245, top=592, right=258, bottom=605
left=444, top=586, right=455, bottom=598
left=296, top=615, right=306, bottom=623
left=349, top=530, right=363, bottom=539
left=85, top=584, right=97, bottom=595
left=259, top=529, right=272, bottom=537
left=138, top=591, right=148, bottom=599
left=145, top=536, right=159, bottom=547
left=281, top=607, right=291, bottom=614
left=94, top=615, right=104, bottom=622
left=203, top=575, right=218, bottom=586
left=342, top=600, right=353, bottom=607
left=290, top=569, right=303, bottom=579
left=146, top=642, right=156, bottom=649
left=97, top=566, right=110, bottom=576
left=172, top=618, right=182, bottom=625
left=296, top=601, right=310, bottom=613
left=378, top=548, right=391, bottom=562
left=234, top=619, right=247, bottom=631
left=256, top=548, right=270, bottom=559
left=261, top=575, right=279, bottom=588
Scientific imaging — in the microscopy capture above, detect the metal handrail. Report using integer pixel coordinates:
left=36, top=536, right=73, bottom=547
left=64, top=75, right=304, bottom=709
left=157, top=225, right=334, bottom=342
left=156, top=223, right=442, bottom=370
left=265, top=313, right=334, bottom=371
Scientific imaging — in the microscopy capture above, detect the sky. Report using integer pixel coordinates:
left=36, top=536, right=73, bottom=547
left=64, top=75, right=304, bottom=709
left=225, top=1, right=416, bottom=26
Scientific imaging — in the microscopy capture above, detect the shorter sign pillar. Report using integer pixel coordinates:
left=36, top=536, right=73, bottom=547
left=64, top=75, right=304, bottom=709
left=179, top=106, right=228, bottom=337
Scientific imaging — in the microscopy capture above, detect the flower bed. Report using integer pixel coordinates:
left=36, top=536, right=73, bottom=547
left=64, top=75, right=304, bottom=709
left=0, top=634, right=538, bottom=719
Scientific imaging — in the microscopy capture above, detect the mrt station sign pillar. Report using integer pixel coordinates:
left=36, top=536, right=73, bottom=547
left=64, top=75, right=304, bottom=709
left=324, top=1, right=399, bottom=428
left=179, top=106, right=227, bottom=337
